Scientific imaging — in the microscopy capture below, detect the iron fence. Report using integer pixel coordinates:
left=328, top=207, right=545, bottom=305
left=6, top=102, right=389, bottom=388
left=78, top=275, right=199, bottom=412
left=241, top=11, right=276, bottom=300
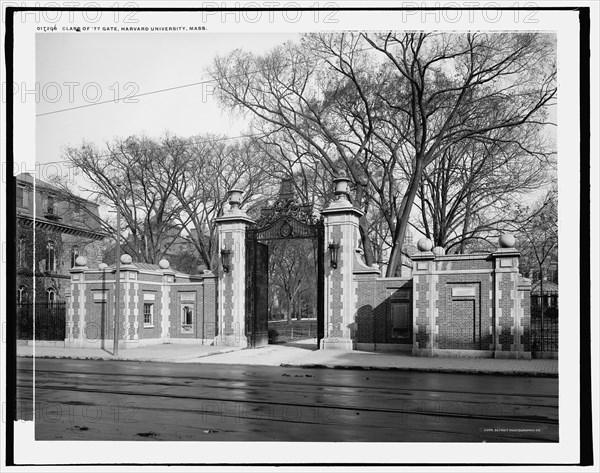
left=17, top=302, right=66, bottom=340
left=530, top=317, right=558, bottom=352
left=530, top=290, right=558, bottom=352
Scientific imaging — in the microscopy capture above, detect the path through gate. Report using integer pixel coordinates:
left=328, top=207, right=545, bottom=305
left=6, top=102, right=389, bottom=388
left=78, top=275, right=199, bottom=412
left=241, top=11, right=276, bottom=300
left=245, top=183, right=324, bottom=348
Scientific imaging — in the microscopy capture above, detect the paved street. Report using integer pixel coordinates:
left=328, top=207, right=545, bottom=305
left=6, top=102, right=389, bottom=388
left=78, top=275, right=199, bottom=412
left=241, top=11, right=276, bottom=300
left=17, top=358, right=558, bottom=442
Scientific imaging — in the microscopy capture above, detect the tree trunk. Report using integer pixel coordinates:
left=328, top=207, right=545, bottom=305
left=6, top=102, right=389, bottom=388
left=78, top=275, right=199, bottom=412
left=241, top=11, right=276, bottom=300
left=386, top=158, right=424, bottom=277
left=539, top=267, right=545, bottom=350
left=459, top=192, right=473, bottom=254
left=354, top=184, right=375, bottom=266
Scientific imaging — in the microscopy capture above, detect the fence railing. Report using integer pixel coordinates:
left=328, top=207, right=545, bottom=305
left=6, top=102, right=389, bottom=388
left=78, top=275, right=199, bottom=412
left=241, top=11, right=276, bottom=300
left=17, top=302, right=66, bottom=340
left=268, top=322, right=318, bottom=343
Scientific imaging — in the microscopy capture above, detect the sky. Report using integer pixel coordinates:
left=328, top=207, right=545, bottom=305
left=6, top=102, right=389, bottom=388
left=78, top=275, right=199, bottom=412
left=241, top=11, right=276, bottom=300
left=35, top=33, right=301, bottom=166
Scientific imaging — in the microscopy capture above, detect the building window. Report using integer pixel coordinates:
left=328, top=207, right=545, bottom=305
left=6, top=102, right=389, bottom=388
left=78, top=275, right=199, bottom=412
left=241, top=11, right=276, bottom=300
left=71, top=203, right=82, bottom=220
left=18, top=237, right=24, bottom=267
left=46, top=195, right=55, bottom=215
left=45, top=241, right=56, bottom=272
left=47, top=287, right=56, bottom=304
left=143, top=303, right=154, bottom=327
left=181, top=304, right=194, bottom=334
left=17, top=186, right=28, bottom=208
left=18, top=285, right=27, bottom=304
left=70, top=245, right=79, bottom=268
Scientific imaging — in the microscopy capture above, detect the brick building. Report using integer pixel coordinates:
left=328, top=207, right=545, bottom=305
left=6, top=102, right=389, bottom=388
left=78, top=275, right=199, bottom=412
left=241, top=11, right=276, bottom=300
left=16, top=173, right=105, bottom=303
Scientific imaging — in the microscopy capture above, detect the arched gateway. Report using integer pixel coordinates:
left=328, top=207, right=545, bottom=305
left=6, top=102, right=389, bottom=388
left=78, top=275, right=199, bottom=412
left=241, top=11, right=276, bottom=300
left=244, top=180, right=324, bottom=347
left=66, top=178, right=533, bottom=358
left=215, top=176, right=376, bottom=350
left=215, top=177, right=533, bottom=358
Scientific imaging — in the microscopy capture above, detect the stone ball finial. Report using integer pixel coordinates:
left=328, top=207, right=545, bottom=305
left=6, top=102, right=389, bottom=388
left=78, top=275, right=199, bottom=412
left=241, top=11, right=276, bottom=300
left=98, top=263, right=108, bottom=270
left=417, top=238, right=434, bottom=252
left=158, top=258, right=170, bottom=269
left=432, top=246, right=446, bottom=256
left=74, top=255, right=87, bottom=267
left=498, top=234, right=516, bottom=249
left=120, top=254, right=133, bottom=265
left=197, top=264, right=208, bottom=273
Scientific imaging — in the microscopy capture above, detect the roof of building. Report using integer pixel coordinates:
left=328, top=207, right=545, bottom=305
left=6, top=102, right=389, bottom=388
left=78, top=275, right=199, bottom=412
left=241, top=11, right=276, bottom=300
left=16, top=172, right=99, bottom=206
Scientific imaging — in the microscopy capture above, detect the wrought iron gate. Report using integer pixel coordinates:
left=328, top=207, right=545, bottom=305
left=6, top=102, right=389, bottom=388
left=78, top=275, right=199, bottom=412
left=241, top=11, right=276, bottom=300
left=245, top=185, right=324, bottom=348
left=245, top=240, right=269, bottom=347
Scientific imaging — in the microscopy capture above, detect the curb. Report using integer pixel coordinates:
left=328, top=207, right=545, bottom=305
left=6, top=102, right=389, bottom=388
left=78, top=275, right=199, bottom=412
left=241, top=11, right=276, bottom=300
left=16, top=347, right=240, bottom=363
left=279, top=363, right=559, bottom=378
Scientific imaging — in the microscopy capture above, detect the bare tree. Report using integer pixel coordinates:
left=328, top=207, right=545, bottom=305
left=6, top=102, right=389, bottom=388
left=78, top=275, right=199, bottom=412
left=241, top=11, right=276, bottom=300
left=63, top=133, right=191, bottom=264
left=62, top=134, right=275, bottom=270
left=211, top=38, right=380, bottom=266
left=174, top=136, right=274, bottom=269
left=514, top=187, right=558, bottom=286
left=268, top=239, right=316, bottom=322
left=211, top=32, right=556, bottom=276
left=362, top=32, right=556, bottom=274
left=414, top=125, right=554, bottom=252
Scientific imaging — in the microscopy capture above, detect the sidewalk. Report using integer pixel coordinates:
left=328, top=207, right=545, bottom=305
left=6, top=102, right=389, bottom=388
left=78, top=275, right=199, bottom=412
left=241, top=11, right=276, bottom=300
left=17, top=340, right=558, bottom=377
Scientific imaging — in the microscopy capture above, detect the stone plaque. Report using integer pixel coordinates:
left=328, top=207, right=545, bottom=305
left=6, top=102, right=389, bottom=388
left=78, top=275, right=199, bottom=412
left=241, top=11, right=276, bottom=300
left=500, top=258, right=513, bottom=268
left=452, top=286, right=476, bottom=297
left=416, top=261, right=429, bottom=270
left=92, top=291, right=108, bottom=301
left=143, top=292, right=156, bottom=301
left=180, top=292, right=195, bottom=302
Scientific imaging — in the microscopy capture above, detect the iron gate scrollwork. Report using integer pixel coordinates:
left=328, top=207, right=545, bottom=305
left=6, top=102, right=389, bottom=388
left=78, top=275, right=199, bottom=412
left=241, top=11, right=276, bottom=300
left=245, top=192, right=325, bottom=348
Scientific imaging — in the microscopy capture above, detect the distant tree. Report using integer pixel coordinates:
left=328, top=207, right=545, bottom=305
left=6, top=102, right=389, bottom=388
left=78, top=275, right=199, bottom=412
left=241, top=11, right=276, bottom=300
left=268, top=239, right=317, bottom=323
left=514, top=187, right=558, bottom=285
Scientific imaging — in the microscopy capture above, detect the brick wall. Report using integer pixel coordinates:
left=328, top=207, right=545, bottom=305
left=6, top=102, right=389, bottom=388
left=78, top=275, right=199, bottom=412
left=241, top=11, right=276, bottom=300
left=69, top=264, right=215, bottom=347
left=355, top=249, right=531, bottom=358
left=355, top=275, right=412, bottom=349
left=413, top=273, right=430, bottom=349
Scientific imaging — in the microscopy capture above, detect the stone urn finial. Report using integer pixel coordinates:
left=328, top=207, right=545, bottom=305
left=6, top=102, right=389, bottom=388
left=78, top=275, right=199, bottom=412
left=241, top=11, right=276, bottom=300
left=333, top=176, right=351, bottom=200
left=120, top=254, right=133, bottom=265
left=227, top=189, right=244, bottom=212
